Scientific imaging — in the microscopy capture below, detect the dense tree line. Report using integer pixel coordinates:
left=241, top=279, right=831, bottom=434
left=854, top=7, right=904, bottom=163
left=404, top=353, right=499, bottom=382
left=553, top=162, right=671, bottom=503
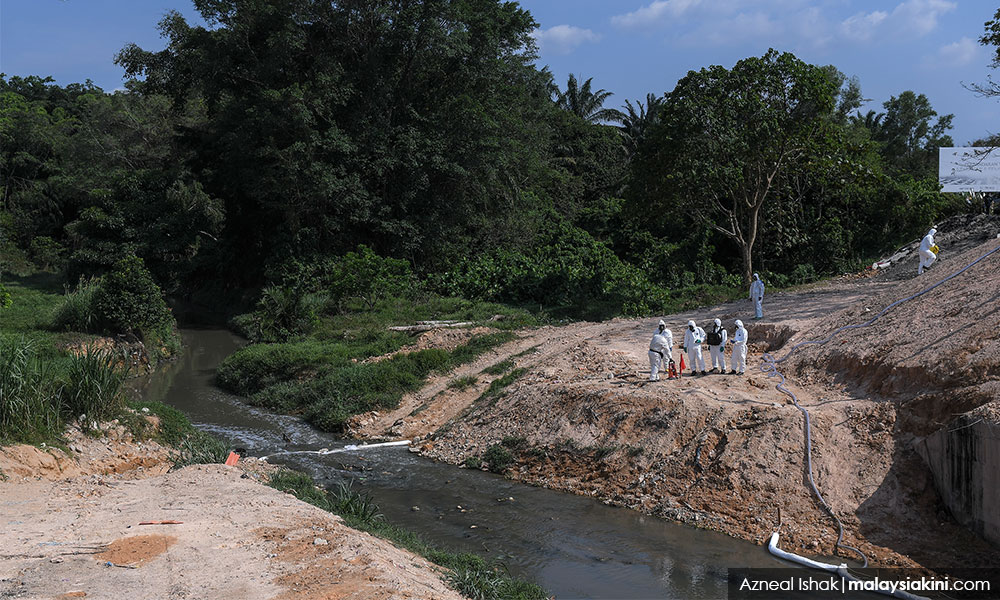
left=1, top=0, right=990, bottom=319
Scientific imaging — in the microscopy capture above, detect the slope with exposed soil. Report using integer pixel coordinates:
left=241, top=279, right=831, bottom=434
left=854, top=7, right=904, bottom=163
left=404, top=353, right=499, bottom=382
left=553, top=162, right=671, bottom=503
left=352, top=217, right=1000, bottom=571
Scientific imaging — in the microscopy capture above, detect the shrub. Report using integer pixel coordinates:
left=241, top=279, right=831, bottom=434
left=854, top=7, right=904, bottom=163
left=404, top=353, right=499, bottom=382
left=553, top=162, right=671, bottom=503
left=328, top=245, right=416, bottom=310
left=240, top=285, right=329, bottom=343
left=29, top=236, right=65, bottom=271
left=91, top=255, right=171, bottom=337
left=483, top=444, right=514, bottom=473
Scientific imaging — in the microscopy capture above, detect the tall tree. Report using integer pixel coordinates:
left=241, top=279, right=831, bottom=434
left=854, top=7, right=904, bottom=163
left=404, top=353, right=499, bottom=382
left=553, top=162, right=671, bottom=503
left=555, top=74, right=624, bottom=124
left=633, top=50, right=837, bottom=283
left=876, top=91, right=953, bottom=178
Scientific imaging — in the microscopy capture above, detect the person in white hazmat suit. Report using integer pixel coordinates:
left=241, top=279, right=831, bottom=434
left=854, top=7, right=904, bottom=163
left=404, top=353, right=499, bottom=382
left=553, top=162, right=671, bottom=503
left=706, top=318, right=727, bottom=373
left=750, top=273, right=765, bottom=319
left=648, top=320, right=673, bottom=381
left=729, top=319, right=748, bottom=375
left=682, top=320, right=707, bottom=376
left=917, top=227, right=937, bottom=275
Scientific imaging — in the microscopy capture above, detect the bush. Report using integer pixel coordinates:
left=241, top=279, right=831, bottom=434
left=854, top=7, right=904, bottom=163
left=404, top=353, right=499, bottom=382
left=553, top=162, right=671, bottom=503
left=240, top=285, right=328, bottom=342
left=29, top=236, right=65, bottom=271
left=0, top=338, right=62, bottom=443
left=483, top=444, right=514, bottom=473
left=432, top=215, right=670, bottom=318
left=91, top=255, right=172, bottom=337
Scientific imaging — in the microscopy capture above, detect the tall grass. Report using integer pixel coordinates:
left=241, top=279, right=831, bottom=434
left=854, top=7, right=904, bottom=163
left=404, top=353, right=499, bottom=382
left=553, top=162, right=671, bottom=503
left=62, top=347, right=128, bottom=427
left=51, top=277, right=101, bottom=332
left=0, top=338, right=62, bottom=443
left=0, top=338, right=131, bottom=443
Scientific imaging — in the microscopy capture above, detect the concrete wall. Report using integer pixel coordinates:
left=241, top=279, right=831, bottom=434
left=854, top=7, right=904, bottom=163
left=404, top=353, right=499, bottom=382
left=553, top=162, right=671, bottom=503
left=917, top=410, right=1000, bottom=547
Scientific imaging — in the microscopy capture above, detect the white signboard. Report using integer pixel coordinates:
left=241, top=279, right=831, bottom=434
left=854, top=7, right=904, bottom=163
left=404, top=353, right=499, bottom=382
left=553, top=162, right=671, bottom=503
left=939, top=147, right=1000, bottom=192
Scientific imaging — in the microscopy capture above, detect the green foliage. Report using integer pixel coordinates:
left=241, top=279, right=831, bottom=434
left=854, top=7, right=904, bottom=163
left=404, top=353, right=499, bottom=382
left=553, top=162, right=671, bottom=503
left=219, top=331, right=515, bottom=433
left=448, top=375, right=479, bottom=391
left=29, top=236, right=64, bottom=271
left=482, top=360, right=514, bottom=376
left=483, top=444, right=514, bottom=473
left=434, top=213, right=670, bottom=318
left=241, top=285, right=329, bottom=343
left=327, top=246, right=416, bottom=310
left=91, top=255, right=172, bottom=337
left=62, top=348, right=127, bottom=427
left=51, top=277, right=101, bottom=332
left=479, top=368, right=527, bottom=402
left=0, top=338, right=130, bottom=444
left=0, top=338, right=62, bottom=444
left=500, top=436, right=527, bottom=450
left=463, top=456, right=483, bottom=469
left=126, top=400, right=230, bottom=468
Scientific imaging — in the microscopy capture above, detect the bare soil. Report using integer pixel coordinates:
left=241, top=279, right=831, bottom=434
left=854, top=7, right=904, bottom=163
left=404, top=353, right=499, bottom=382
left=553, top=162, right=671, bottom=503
left=352, top=222, right=1000, bottom=572
left=0, top=426, right=461, bottom=600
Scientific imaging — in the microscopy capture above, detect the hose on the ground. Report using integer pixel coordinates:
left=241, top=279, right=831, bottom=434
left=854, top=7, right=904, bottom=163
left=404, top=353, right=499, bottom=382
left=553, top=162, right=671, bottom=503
left=759, top=240, right=1000, bottom=568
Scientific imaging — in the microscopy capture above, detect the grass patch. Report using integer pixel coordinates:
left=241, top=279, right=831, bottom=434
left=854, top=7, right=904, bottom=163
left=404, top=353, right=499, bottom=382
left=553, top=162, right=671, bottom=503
left=447, top=375, right=478, bottom=391
left=478, top=368, right=527, bottom=402
left=627, top=446, right=644, bottom=458
left=268, top=469, right=546, bottom=600
left=481, top=359, right=514, bottom=376
left=591, top=445, right=617, bottom=460
left=219, top=331, right=517, bottom=433
left=125, top=400, right=229, bottom=468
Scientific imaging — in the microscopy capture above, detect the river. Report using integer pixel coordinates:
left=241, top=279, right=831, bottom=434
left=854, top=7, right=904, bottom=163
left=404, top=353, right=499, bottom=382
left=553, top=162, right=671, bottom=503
left=131, top=328, right=838, bottom=599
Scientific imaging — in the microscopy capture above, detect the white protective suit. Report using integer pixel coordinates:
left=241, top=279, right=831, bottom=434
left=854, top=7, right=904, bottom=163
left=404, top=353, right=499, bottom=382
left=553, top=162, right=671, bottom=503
left=648, top=320, right=673, bottom=381
left=730, top=319, right=748, bottom=374
left=750, top=273, right=765, bottom=319
left=918, top=227, right=937, bottom=275
left=683, top=320, right=706, bottom=374
left=707, top=318, right=728, bottom=371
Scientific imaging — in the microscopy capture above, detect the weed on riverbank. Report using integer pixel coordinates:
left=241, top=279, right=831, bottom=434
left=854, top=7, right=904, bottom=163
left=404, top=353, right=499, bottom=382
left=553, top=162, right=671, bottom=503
left=267, top=469, right=547, bottom=600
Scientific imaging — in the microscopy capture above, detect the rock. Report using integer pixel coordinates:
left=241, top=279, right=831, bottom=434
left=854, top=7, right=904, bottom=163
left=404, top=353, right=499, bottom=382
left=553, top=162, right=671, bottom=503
left=411, top=506, right=420, bottom=511
left=314, top=538, right=328, bottom=546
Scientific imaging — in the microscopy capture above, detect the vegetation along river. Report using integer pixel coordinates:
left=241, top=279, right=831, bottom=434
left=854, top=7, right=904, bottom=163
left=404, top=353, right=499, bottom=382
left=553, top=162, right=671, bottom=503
left=133, top=329, right=831, bottom=599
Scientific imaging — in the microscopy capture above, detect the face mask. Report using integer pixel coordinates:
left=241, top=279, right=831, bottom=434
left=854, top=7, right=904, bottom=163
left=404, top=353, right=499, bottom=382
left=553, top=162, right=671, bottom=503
left=689, top=326, right=694, bottom=331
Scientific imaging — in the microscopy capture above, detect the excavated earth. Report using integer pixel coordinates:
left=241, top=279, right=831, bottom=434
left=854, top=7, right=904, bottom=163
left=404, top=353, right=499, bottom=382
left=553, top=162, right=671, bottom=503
left=353, top=215, right=1000, bottom=572
left=0, top=422, right=461, bottom=600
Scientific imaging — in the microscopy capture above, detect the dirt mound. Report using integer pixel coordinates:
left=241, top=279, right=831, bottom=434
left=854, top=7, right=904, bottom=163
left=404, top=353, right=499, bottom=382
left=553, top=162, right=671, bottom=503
left=363, top=326, right=496, bottom=363
left=786, top=236, right=1000, bottom=432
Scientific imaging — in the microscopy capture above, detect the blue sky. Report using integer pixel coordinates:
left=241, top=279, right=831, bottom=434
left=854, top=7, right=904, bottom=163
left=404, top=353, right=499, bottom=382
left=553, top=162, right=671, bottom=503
left=2, top=0, right=998, bottom=143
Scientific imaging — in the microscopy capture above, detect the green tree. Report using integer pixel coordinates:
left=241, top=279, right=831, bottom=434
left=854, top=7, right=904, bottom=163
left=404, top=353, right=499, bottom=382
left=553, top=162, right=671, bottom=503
left=117, top=0, right=550, bottom=284
left=635, top=50, right=837, bottom=284
left=555, top=74, right=624, bottom=124
left=618, top=93, right=663, bottom=156
left=876, top=91, right=953, bottom=178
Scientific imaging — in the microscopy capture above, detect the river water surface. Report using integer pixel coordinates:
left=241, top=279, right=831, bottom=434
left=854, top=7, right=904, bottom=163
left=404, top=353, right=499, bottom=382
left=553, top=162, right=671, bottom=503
left=132, top=329, right=840, bottom=599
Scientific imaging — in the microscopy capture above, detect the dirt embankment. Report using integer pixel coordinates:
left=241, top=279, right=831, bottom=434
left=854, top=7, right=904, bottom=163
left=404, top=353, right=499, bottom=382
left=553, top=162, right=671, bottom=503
left=352, top=225, right=1000, bottom=571
left=0, top=425, right=462, bottom=600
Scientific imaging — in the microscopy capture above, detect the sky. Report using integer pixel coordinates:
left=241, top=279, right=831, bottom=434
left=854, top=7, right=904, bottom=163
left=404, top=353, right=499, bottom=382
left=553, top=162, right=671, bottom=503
left=2, top=0, right=999, bottom=144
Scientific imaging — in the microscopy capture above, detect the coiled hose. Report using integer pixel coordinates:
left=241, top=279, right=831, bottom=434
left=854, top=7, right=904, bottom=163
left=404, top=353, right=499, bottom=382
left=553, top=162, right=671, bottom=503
left=759, top=240, right=1000, bottom=567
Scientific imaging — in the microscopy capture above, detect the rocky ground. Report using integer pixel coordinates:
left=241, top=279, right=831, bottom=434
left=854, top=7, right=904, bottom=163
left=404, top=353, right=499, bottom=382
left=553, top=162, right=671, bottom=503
left=352, top=215, right=1000, bottom=573
left=0, top=425, right=462, bottom=600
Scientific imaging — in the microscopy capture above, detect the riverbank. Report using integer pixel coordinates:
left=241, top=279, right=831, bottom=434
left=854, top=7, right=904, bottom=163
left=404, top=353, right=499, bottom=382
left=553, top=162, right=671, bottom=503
left=350, top=233, right=1000, bottom=572
left=0, top=424, right=464, bottom=600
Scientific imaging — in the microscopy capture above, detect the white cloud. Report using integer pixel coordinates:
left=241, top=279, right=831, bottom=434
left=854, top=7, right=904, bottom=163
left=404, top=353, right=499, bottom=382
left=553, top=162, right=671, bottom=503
left=933, top=37, right=981, bottom=67
left=611, top=0, right=703, bottom=29
left=530, top=25, right=602, bottom=55
left=889, top=0, right=957, bottom=36
left=840, top=10, right=888, bottom=41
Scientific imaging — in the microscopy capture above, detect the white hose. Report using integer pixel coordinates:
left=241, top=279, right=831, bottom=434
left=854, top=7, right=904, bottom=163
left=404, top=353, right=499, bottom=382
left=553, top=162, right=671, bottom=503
left=260, top=439, right=411, bottom=461
left=767, top=533, right=929, bottom=600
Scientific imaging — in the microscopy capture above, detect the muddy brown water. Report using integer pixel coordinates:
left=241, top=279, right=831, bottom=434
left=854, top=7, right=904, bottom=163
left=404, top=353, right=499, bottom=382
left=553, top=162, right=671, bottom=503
left=131, top=329, right=868, bottom=600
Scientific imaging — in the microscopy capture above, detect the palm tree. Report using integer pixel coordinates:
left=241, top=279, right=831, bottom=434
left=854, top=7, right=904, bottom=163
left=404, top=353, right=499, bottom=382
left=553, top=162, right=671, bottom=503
left=555, top=74, right=624, bottom=124
left=619, top=93, right=664, bottom=155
